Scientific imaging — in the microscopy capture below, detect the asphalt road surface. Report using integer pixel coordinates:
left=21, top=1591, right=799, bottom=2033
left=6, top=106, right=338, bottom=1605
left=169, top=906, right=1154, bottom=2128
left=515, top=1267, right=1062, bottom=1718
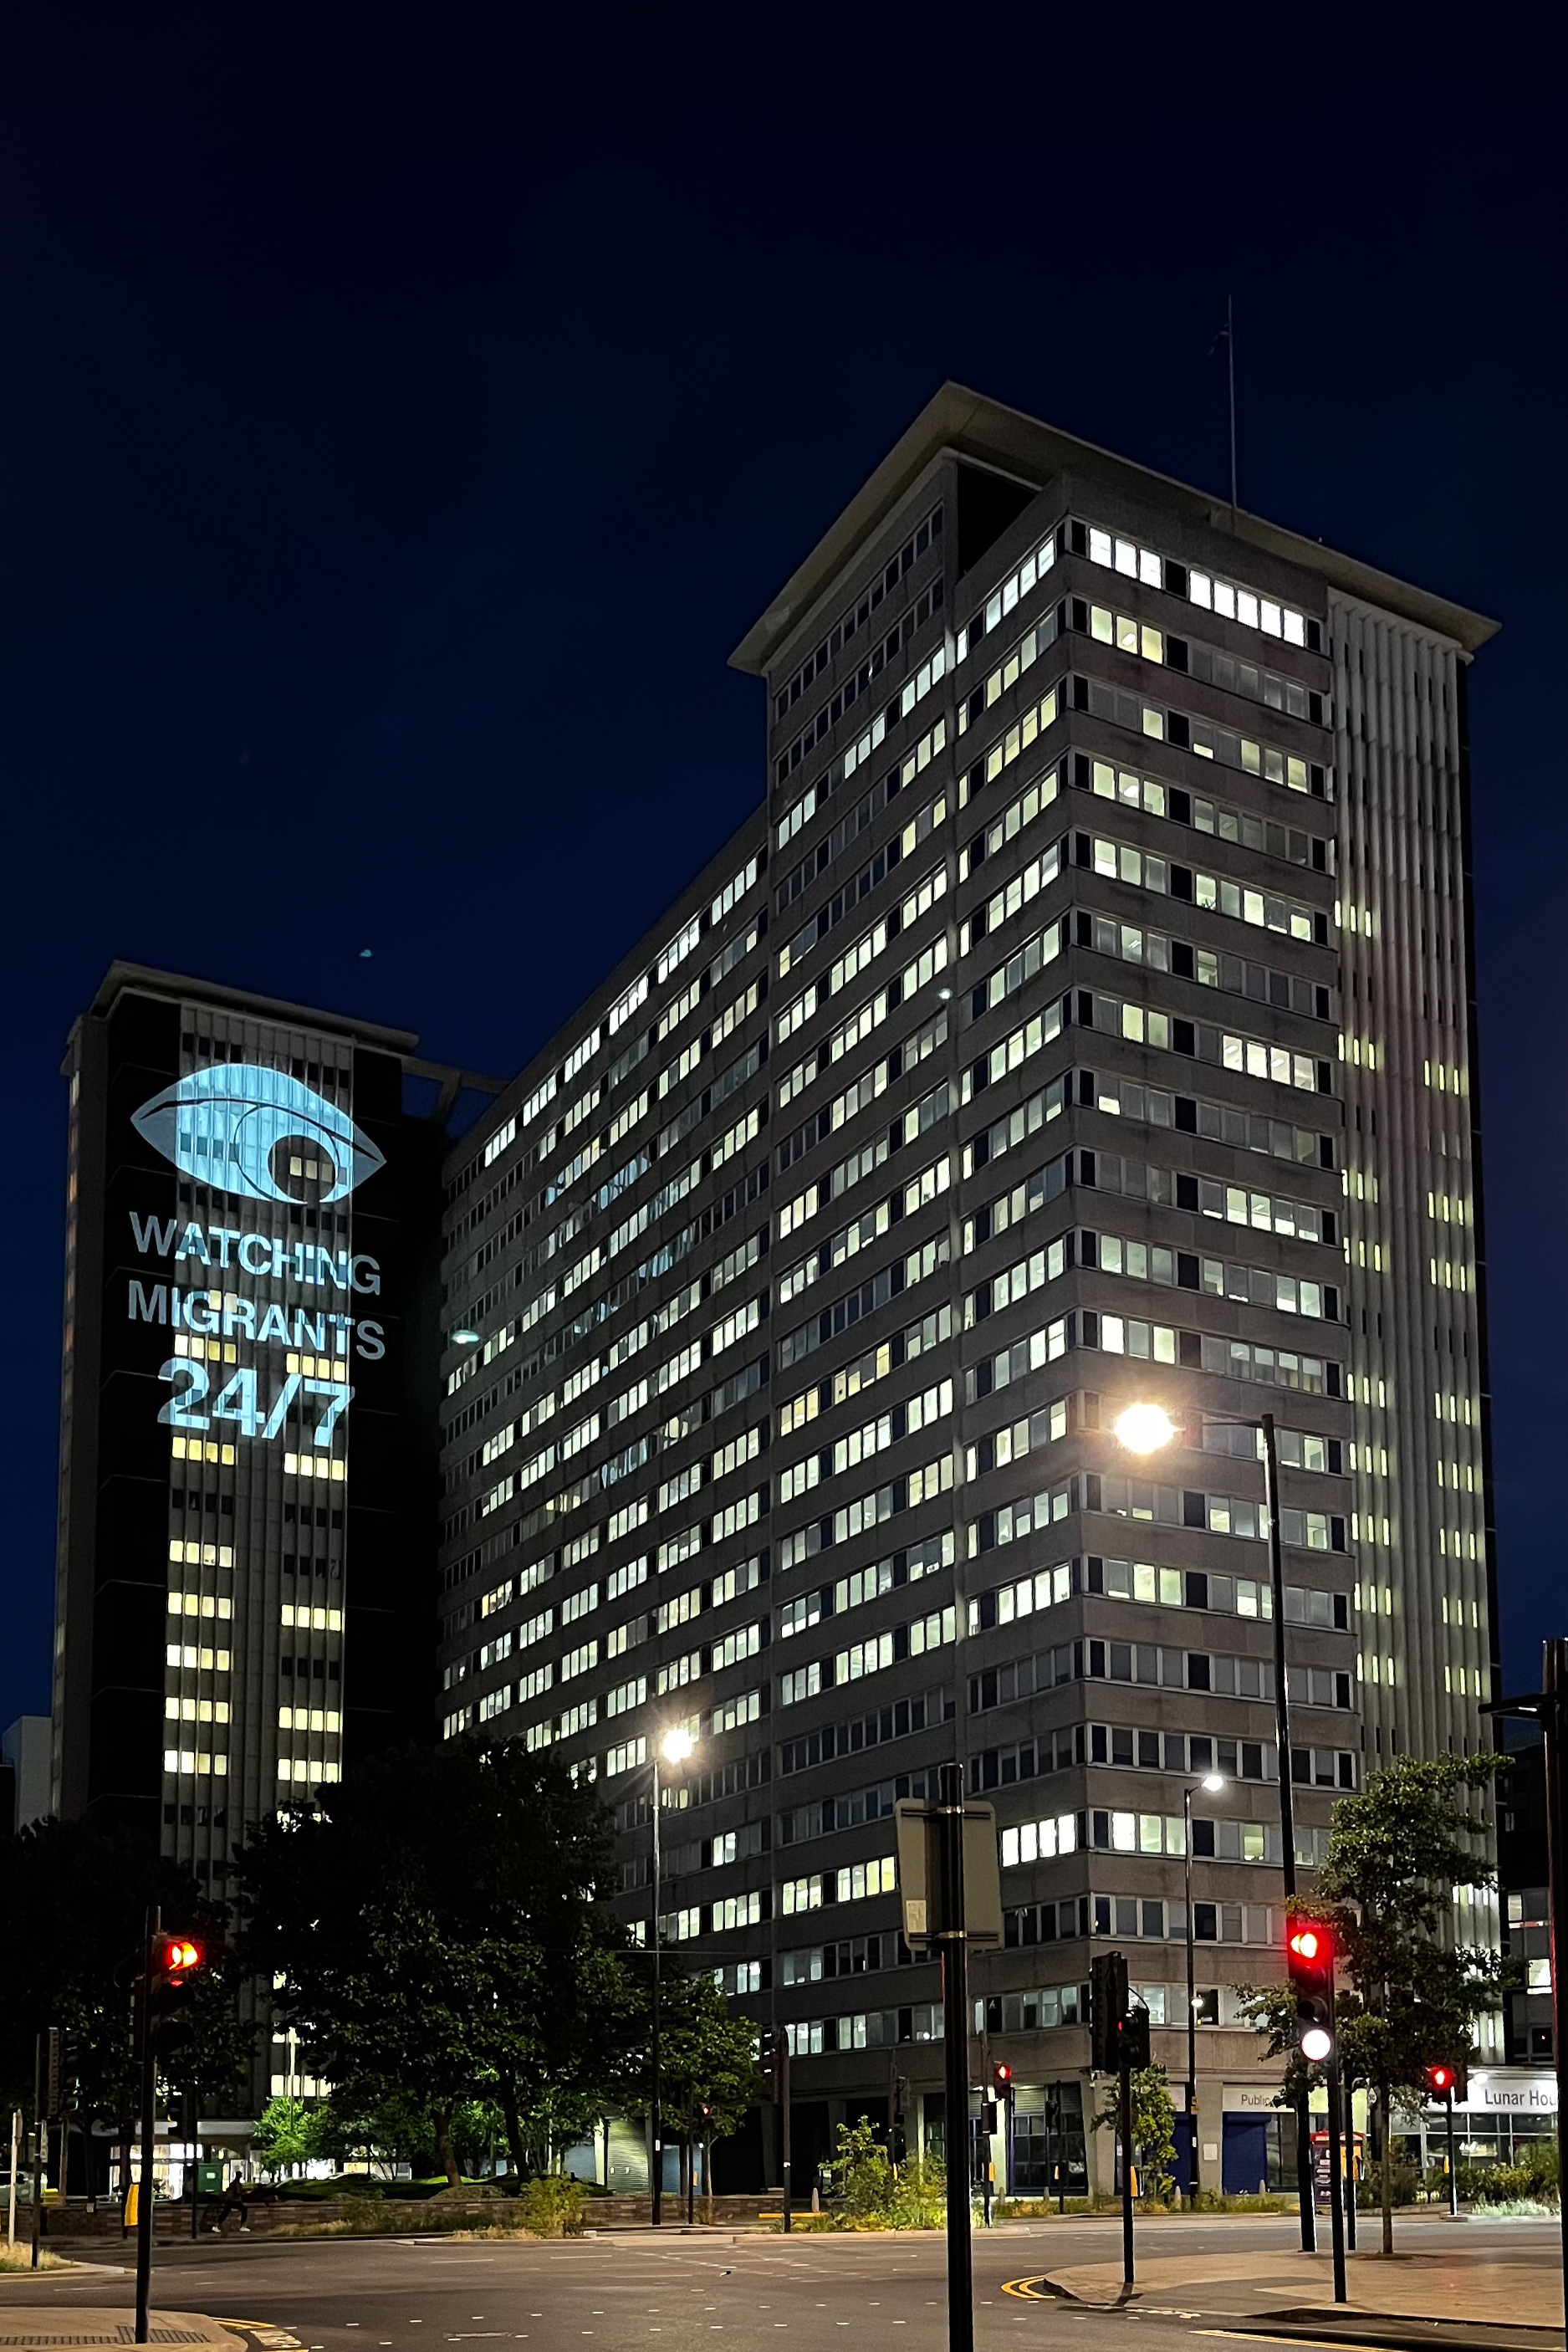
left=3, top=2214, right=1561, bottom=2352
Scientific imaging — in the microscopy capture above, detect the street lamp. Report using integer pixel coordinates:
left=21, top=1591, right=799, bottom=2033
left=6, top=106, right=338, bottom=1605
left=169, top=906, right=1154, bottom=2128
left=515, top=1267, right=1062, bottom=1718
left=649, top=1726, right=696, bottom=2227
left=1183, top=1772, right=1225, bottom=2206
left=1114, top=1399, right=1315, bottom=2248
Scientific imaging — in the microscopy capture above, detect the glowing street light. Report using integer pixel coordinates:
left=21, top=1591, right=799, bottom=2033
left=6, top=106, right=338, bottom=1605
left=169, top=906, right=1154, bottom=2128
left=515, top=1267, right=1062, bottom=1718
left=1112, top=1401, right=1178, bottom=1455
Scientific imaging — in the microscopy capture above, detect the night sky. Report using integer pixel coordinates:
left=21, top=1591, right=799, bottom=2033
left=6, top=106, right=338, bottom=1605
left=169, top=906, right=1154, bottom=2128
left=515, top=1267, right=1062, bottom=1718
left=3, top=7, right=1560, bottom=1732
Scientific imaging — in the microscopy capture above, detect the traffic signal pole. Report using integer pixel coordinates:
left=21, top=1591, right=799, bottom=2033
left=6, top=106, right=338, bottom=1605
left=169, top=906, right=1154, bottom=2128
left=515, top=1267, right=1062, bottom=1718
left=1324, top=1996, right=1347, bottom=2304
left=1262, top=1413, right=1315, bottom=2256
left=779, top=2041, right=792, bottom=2234
left=1446, top=2089, right=1458, bottom=2218
left=936, top=1761, right=973, bottom=2352
left=134, top=1904, right=158, bottom=2345
left=1119, top=2049, right=1134, bottom=2287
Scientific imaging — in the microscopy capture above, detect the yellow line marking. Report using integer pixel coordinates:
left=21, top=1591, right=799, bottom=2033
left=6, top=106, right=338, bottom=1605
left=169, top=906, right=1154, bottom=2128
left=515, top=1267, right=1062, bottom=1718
left=1000, top=2281, right=1055, bottom=2302
left=1195, top=2333, right=1352, bottom=2348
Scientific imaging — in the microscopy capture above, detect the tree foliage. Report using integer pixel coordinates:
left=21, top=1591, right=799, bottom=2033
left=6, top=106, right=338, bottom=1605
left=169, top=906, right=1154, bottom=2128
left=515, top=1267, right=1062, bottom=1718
left=1241, top=1752, right=1504, bottom=2253
left=655, top=1970, right=760, bottom=2147
left=234, top=1738, right=636, bottom=2185
left=0, top=1817, right=248, bottom=2129
left=1092, top=2063, right=1177, bottom=2205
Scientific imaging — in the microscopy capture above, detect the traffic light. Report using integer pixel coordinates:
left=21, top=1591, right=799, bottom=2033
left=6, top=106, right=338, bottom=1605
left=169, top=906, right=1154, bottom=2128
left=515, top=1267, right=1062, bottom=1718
left=993, top=2061, right=1014, bottom=2099
left=1114, top=2006, right=1151, bottom=2071
left=1090, top=1951, right=1129, bottom=2071
left=146, top=1932, right=206, bottom=2058
left=1427, top=2062, right=1468, bottom=2103
left=1285, top=1919, right=1336, bottom=2064
left=758, top=2026, right=789, bottom=2104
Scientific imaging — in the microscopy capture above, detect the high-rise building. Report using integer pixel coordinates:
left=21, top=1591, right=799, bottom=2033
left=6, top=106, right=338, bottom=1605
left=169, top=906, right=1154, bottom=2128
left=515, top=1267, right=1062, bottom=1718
left=430, top=381, right=1494, bottom=2195
left=53, top=963, right=490, bottom=1935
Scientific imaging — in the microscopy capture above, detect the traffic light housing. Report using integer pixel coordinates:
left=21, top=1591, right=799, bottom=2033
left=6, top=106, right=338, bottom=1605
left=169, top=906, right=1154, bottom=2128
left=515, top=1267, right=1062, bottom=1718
left=993, top=2061, right=1014, bottom=2099
left=758, top=2026, right=789, bottom=2104
left=146, top=1932, right=206, bottom=2058
left=1426, top=2061, right=1468, bottom=2103
left=1285, top=1919, right=1336, bottom=2064
left=1114, top=2006, right=1151, bottom=2071
left=1090, top=1951, right=1129, bottom=2070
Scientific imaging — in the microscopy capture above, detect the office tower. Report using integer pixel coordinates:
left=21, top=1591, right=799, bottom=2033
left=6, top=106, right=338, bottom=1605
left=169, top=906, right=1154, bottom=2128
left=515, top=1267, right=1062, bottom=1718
left=53, top=963, right=482, bottom=1906
left=436, top=386, right=1497, bottom=2193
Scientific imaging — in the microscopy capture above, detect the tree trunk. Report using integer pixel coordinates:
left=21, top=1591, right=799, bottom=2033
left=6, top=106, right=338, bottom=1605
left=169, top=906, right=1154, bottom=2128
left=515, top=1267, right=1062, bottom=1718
left=497, top=2073, right=528, bottom=2185
left=434, top=2109, right=462, bottom=2189
left=703, top=2135, right=713, bottom=2225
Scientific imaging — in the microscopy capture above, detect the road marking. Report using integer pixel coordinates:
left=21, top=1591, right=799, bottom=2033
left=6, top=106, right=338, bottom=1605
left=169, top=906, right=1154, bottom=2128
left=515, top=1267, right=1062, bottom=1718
left=1196, top=2337, right=1349, bottom=2349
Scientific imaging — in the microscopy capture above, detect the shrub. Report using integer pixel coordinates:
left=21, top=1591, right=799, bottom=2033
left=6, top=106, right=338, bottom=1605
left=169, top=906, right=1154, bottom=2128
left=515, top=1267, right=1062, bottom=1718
left=1456, top=2140, right=1558, bottom=2208
left=1363, top=2155, right=1419, bottom=2208
left=517, top=2176, right=588, bottom=2238
left=815, top=2121, right=945, bottom=2230
left=886, top=2155, right=946, bottom=2230
left=340, top=2195, right=395, bottom=2235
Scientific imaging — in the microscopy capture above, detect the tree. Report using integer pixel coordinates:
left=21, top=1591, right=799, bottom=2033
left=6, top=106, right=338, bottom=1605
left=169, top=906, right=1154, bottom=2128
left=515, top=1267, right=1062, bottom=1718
left=253, top=2095, right=312, bottom=2176
left=617, top=1968, right=759, bottom=2208
left=234, top=1738, right=636, bottom=2186
left=0, top=1818, right=249, bottom=2180
left=1091, top=2064, right=1177, bottom=2206
left=1241, top=1753, right=1504, bottom=2253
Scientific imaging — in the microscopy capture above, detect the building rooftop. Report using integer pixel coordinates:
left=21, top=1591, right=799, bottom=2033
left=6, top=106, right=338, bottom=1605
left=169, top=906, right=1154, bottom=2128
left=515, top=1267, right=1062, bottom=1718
left=83, top=961, right=423, bottom=1054
left=730, top=381, right=1500, bottom=676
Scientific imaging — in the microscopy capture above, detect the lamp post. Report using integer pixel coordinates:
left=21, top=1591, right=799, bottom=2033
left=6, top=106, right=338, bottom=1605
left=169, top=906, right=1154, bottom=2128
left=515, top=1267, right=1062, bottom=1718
left=649, top=1725, right=696, bottom=2229
left=1116, top=1401, right=1315, bottom=2250
left=1183, top=1772, right=1226, bottom=2206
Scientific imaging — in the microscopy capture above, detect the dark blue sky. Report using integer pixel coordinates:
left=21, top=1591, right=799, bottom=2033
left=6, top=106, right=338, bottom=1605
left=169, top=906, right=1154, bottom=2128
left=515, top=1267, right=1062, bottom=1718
left=3, top=5, right=1561, bottom=1729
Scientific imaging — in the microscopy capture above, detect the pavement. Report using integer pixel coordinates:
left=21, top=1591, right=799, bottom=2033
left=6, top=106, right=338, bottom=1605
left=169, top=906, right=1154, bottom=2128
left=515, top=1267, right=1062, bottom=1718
left=0, top=2309, right=248, bottom=2351
left=0, top=2212, right=1561, bottom=2352
left=1037, top=2241, right=1566, bottom=2326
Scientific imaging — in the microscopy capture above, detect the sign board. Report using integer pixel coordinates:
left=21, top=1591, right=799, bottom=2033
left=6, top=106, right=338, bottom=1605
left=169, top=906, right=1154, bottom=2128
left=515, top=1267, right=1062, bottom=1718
left=893, top=1797, right=1003, bottom=1948
left=1453, top=2071, right=1558, bottom=2114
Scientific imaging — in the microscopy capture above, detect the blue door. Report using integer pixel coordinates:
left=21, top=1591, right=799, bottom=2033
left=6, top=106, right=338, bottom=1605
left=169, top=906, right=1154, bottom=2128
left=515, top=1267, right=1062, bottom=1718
left=1223, top=2116, right=1269, bottom=2194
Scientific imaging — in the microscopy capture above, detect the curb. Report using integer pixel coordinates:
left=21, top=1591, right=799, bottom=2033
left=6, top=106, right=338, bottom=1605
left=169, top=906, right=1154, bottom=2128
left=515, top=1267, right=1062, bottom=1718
left=1230, top=2310, right=1565, bottom=2352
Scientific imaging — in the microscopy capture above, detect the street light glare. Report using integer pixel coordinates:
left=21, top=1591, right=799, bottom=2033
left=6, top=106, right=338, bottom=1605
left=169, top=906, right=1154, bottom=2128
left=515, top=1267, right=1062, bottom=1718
left=1114, top=1402, right=1178, bottom=1455
left=660, top=1727, right=695, bottom=1764
left=1201, top=1772, right=1225, bottom=1793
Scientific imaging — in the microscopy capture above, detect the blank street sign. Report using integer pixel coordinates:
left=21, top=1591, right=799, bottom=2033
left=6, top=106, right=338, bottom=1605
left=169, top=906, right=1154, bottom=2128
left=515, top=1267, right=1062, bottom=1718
left=894, top=1797, right=1003, bottom=1949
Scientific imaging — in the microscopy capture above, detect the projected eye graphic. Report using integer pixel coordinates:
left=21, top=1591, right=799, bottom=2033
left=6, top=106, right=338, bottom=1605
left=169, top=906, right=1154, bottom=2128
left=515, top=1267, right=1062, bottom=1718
left=131, top=1065, right=386, bottom=1205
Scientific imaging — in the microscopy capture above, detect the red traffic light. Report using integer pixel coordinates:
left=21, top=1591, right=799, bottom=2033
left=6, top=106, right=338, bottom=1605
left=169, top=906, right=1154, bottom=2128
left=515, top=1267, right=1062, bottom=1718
left=1428, top=2064, right=1454, bottom=2094
left=993, top=2063, right=1013, bottom=2085
left=152, top=1932, right=204, bottom=1981
left=1285, top=1920, right=1335, bottom=1989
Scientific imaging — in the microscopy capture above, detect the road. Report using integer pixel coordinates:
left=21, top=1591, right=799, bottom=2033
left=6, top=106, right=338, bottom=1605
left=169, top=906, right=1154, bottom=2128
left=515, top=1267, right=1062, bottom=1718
left=2, top=2214, right=1561, bottom=2352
